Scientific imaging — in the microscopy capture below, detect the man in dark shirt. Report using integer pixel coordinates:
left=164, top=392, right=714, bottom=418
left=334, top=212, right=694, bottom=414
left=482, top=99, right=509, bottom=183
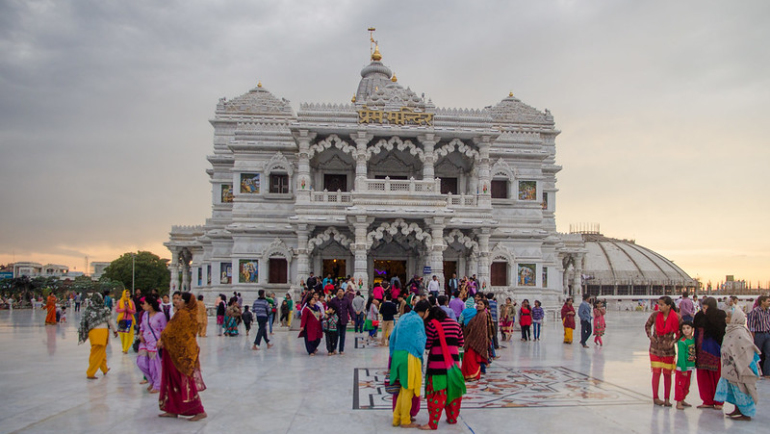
left=328, top=288, right=356, bottom=355
left=251, top=290, right=273, bottom=350
left=379, top=294, right=398, bottom=346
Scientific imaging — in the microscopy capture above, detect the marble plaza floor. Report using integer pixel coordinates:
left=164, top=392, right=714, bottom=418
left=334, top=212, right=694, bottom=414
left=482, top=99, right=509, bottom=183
left=0, top=308, right=767, bottom=434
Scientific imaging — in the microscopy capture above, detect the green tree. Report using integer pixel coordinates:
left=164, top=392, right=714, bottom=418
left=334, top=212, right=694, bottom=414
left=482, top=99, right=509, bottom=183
left=102, top=251, right=170, bottom=295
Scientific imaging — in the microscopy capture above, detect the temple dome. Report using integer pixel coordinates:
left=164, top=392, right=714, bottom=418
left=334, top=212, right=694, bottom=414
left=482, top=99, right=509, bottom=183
left=216, top=84, right=294, bottom=116
left=489, top=94, right=553, bottom=125
left=579, top=233, right=696, bottom=287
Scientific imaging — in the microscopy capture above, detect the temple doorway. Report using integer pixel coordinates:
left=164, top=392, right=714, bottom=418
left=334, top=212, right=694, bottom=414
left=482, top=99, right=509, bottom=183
left=373, top=260, right=406, bottom=287
left=322, top=259, right=346, bottom=281
left=443, top=261, right=457, bottom=293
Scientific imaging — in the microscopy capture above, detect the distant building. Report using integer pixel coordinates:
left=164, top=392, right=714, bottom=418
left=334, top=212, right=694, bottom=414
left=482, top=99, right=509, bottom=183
left=91, top=262, right=111, bottom=279
left=13, top=262, right=69, bottom=278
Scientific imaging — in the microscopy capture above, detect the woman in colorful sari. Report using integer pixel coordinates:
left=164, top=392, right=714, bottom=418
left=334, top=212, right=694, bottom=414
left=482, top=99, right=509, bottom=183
left=715, top=307, right=761, bottom=421
left=224, top=297, right=241, bottom=336
left=561, top=298, right=576, bottom=344
left=461, top=299, right=490, bottom=381
left=157, top=292, right=207, bottom=421
left=693, top=296, right=726, bottom=409
left=390, top=300, right=429, bottom=428
left=137, top=295, right=167, bottom=393
left=644, top=296, right=680, bottom=406
left=78, top=293, right=118, bottom=379
left=196, top=295, right=208, bottom=337
left=420, top=305, right=465, bottom=430
left=115, top=290, right=137, bottom=354
left=44, top=293, right=57, bottom=325
left=299, top=294, right=323, bottom=356
left=500, top=298, right=515, bottom=341
left=593, top=300, right=606, bottom=346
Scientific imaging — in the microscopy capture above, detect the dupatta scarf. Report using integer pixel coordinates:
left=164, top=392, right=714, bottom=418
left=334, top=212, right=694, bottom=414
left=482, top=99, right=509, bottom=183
left=161, top=297, right=200, bottom=377
left=721, top=308, right=761, bottom=403
left=463, top=309, right=489, bottom=360
left=78, top=293, right=112, bottom=344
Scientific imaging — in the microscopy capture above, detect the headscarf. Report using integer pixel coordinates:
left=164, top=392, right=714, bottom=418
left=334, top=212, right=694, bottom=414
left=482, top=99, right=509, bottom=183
left=118, top=290, right=134, bottom=321
left=721, top=308, right=761, bottom=403
left=78, top=293, right=112, bottom=344
left=463, top=308, right=489, bottom=359
left=388, top=311, right=427, bottom=360
left=160, top=296, right=200, bottom=377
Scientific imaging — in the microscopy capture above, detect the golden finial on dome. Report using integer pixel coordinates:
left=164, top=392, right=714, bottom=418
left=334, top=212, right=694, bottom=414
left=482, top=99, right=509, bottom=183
left=509, top=91, right=513, bottom=97
left=351, top=94, right=356, bottom=103
left=391, top=72, right=397, bottom=82
left=258, top=81, right=263, bottom=88
left=371, top=44, right=382, bottom=61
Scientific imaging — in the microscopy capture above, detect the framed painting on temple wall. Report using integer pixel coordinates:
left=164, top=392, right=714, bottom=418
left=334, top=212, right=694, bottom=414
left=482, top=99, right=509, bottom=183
left=240, top=173, right=260, bottom=194
left=221, top=184, right=234, bottom=203
left=239, top=259, right=259, bottom=283
left=518, top=263, right=536, bottom=286
left=220, top=263, right=232, bottom=284
left=518, top=181, right=537, bottom=201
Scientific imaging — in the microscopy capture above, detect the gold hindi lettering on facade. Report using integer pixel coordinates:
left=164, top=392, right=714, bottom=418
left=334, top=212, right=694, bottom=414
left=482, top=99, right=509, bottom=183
left=358, top=106, right=433, bottom=126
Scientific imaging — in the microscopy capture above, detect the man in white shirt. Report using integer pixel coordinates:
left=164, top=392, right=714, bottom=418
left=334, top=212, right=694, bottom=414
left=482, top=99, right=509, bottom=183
left=427, top=275, right=441, bottom=299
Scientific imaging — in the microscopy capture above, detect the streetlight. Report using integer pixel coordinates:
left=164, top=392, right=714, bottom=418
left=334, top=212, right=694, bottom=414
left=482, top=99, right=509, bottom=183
left=131, top=253, right=136, bottom=294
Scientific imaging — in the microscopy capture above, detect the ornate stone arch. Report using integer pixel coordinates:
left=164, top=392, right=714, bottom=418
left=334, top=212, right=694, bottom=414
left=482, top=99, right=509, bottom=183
left=434, top=138, right=480, bottom=161
left=262, top=238, right=294, bottom=260
left=491, top=158, right=515, bottom=181
left=308, top=134, right=358, bottom=159
left=265, top=151, right=294, bottom=176
left=444, top=229, right=478, bottom=254
left=307, top=227, right=353, bottom=255
left=490, top=243, right=514, bottom=263
left=366, top=136, right=425, bottom=161
left=366, top=219, right=432, bottom=250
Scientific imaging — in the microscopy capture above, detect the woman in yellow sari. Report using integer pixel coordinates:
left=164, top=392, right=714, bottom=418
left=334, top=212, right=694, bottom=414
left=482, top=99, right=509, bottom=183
left=44, top=293, right=57, bottom=325
left=116, top=290, right=137, bottom=353
left=78, top=293, right=118, bottom=379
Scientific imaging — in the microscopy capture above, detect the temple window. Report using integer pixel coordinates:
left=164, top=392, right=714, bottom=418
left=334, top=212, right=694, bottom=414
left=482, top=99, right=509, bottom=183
left=491, top=262, right=508, bottom=286
left=491, top=180, right=508, bottom=199
left=269, top=174, right=290, bottom=194
left=268, top=258, right=288, bottom=284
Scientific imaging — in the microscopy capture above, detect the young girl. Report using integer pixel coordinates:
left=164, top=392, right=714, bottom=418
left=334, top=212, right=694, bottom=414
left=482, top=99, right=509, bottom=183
left=241, top=306, right=253, bottom=336
left=675, top=321, right=696, bottom=410
left=593, top=300, right=606, bottom=346
left=644, top=296, right=680, bottom=406
left=323, top=306, right=339, bottom=355
left=531, top=300, right=544, bottom=341
left=519, top=300, right=532, bottom=341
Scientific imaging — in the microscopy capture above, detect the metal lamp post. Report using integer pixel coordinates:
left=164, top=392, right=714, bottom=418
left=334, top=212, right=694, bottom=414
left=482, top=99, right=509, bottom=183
left=131, top=253, right=136, bottom=294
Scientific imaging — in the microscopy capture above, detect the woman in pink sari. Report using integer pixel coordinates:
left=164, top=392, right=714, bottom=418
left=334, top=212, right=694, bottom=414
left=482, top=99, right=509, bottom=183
left=137, top=295, right=167, bottom=393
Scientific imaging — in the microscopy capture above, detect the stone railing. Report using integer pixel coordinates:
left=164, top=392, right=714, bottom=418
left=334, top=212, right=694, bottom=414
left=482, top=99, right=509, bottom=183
left=310, top=190, right=353, bottom=203
left=445, top=193, right=477, bottom=207
left=361, top=177, right=441, bottom=194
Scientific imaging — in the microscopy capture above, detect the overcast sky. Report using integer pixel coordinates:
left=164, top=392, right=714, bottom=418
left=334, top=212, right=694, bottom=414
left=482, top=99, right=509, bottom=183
left=1, top=0, right=768, bottom=287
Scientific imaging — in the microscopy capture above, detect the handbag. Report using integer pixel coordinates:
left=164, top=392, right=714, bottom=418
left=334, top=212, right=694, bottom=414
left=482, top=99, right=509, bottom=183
left=132, top=338, right=140, bottom=353
left=432, top=319, right=466, bottom=401
left=384, top=377, right=401, bottom=395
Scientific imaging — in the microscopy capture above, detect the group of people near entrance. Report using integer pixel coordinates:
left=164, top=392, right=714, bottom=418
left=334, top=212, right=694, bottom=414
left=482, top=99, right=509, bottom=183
left=643, top=293, right=769, bottom=422
left=560, top=293, right=607, bottom=348
left=77, top=290, right=208, bottom=422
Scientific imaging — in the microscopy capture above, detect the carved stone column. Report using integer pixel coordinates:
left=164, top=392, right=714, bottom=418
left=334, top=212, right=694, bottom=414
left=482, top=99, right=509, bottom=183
left=476, top=136, right=492, bottom=207
left=477, top=228, right=491, bottom=288
left=419, top=133, right=437, bottom=180
left=573, top=254, right=584, bottom=298
left=169, top=250, right=180, bottom=293
left=295, top=130, right=316, bottom=203
left=427, top=217, right=446, bottom=287
left=296, top=224, right=310, bottom=285
left=351, top=131, right=373, bottom=191
left=181, top=261, right=190, bottom=292
left=352, top=215, right=372, bottom=291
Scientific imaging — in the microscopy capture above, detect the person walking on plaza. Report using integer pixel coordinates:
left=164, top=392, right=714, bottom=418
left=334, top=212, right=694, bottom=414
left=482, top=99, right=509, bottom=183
left=593, top=300, right=606, bottom=346
left=427, top=275, right=441, bottom=299
left=365, top=297, right=380, bottom=343
left=461, top=298, right=490, bottom=381
left=74, top=292, right=82, bottom=312
left=561, top=298, right=576, bottom=344
left=644, top=296, right=680, bottom=407
left=420, top=305, right=466, bottom=430
left=519, top=299, right=532, bottom=341
left=251, top=290, right=273, bottom=350
left=224, top=297, right=241, bottom=337
left=266, top=292, right=276, bottom=335
left=487, top=293, right=500, bottom=349
left=215, top=294, right=226, bottom=336
left=693, top=297, right=726, bottom=409
left=44, top=292, right=57, bottom=325
left=157, top=292, right=207, bottom=421
left=116, top=290, right=137, bottom=354
left=328, top=288, right=356, bottom=354
left=746, top=295, right=770, bottom=378
left=679, top=292, right=696, bottom=322
left=675, top=320, right=696, bottom=410
left=136, top=295, right=167, bottom=393
left=380, top=294, right=398, bottom=346
left=578, top=293, right=593, bottom=348
left=284, top=293, right=295, bottom=328
left=352, top=291, right=366, bottom=334
left=196, top=295, right=207, bottom=337
left=78, top=293, right=118, bottom=379
left=299, top=293, right=323, bottom=355
left=390, top=300, right=429, bottom=428
left=532, top=300, right=544, bottom=341
left=714, top=307, right=761, bottom=421
left=241, top=305, right=254, bottom=335
left=323, top=305, right=339, bottom=355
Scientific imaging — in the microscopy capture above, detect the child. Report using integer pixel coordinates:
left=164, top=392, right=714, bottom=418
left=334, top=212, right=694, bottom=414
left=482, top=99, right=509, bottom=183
left=279, top=300, right=290, bottom=326
left=593, top=300, right=606, bottom=346
left=59, top=306, right=67, bottom=323
left=323, top=306, right=339, bottom=355
left=675, top=321, right=696, bottom=410
left=241, top=305, right=253, bottom=336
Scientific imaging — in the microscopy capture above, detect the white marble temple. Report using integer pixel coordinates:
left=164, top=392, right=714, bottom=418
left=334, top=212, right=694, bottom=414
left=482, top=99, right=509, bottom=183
left=0, top=309, right=767, bottom=434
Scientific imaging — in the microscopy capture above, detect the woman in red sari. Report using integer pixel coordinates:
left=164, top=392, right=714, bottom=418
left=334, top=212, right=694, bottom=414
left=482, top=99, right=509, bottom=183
left=561, top=298, right=576, bottom=344
left=461, top=299, right=489, bottom=381
left=157, top=292, right=207, bottom=421
left=644, top=296, right=680, bottom=406
left=45, top=293, right=57, bottom=325
left=299, top=293, right=323, bottom=356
